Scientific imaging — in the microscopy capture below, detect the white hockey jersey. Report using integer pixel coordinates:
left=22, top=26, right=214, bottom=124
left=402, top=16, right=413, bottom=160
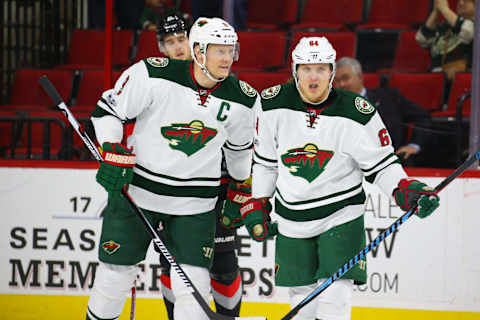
left=253, top=83, right=407, bottom=237
left=92, top=58, right=259, bottom=215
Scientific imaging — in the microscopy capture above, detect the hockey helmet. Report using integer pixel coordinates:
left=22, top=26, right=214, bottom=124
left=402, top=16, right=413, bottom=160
left=189, top=17, right=239, bottom=82
left=291, top=37, right=336, bottom=102
left=157, top=13, right=188, bottom=42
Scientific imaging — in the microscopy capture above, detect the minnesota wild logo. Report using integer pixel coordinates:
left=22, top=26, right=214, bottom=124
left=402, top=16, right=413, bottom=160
left=198, top=20, right=208, bottom=27
left=146, top=57, right=169, bottom=68
left=281, top=143, right=334, bottom=183
left=161, top=120, right=217, bottom=156
left=102, top=240, right=120, bottom=255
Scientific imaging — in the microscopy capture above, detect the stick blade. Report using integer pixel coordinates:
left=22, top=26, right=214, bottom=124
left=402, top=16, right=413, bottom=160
left=38, top=75, right=64, bottom=106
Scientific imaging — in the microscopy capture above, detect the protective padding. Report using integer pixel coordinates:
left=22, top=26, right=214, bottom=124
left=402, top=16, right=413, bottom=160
left=171, top=264, right=210, bottom=320
left=288, top=279, right=353, bottom=320
left=87, top=262, right=138, bottom=319
left=316, top=279, right=353, bottom=320
left=288, top=283, right=318, bottom=320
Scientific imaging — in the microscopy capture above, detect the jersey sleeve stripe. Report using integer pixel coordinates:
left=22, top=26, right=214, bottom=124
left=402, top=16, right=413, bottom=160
left=364, top=159, right=402, bottom=183
left=223, top=141, right=253, bottom=151
left=91, top=105, right=114, bottom=118
left=97, top=97, right=121, bottom=118
left=361, top=153, right=398, bottom=175
left=253, top=150, right=277, bottom=163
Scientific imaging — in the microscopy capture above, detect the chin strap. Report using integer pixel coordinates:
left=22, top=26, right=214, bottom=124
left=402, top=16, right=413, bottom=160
left=193, top=52, right=225, bottom=83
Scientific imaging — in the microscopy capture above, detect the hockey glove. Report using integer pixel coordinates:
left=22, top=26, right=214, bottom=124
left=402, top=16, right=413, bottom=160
left=221, top=179, right=252, bottom=228
left=393, top=178, right=440, bottom=218
left=240, top=198, right=278, bottom=242
left=96, top=142, right=136, bottom=193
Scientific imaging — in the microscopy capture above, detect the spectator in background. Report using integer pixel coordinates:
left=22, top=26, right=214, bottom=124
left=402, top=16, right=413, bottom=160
left=416, top=0, right=475, bottom=80
left=335, top=57, right=433, bottom=167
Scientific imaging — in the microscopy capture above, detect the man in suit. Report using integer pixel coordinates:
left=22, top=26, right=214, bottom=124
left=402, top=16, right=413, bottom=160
left=334, top=57, right=432, bottom=166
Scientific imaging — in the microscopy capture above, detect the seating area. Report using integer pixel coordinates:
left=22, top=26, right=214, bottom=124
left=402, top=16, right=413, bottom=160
left=0, top=0, right=473, bottom=166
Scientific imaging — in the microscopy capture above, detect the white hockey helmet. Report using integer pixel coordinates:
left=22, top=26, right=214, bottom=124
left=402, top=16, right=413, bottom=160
left=189, top=17, right=239, bottom=82
left=291, top=37, right=337, bottom=103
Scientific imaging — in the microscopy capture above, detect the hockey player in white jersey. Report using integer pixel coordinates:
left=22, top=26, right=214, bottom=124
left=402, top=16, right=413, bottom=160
left=85, top=17, right=258, bottom=320
left=151, top=13, right=248, bottom=318
left=239, top=37, right=440, bottom=320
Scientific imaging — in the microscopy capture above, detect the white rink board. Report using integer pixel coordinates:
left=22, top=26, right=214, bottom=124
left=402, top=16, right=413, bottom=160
left=1, top=167, right=479, bottom=312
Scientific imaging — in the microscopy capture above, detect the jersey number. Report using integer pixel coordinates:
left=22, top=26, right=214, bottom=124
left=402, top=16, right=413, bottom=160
left=378, top=129, right=390, bottom=146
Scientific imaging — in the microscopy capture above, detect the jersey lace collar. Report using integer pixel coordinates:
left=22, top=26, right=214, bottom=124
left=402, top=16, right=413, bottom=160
left=190, top=63, right=221, bottom=106
left=305, top=89, right=337, bottom=128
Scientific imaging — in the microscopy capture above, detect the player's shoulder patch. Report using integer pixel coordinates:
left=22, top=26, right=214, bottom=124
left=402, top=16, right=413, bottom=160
left=354, top=96, right=374, bottom=114
left=146, top=57, right=169, bottom=68
left=261, top=85, right=281, bottom=99
left=239, top=80, right=257, bottom=97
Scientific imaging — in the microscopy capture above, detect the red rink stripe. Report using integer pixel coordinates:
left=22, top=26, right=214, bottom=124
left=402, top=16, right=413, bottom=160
left=210, top=274, right=241, bottom=298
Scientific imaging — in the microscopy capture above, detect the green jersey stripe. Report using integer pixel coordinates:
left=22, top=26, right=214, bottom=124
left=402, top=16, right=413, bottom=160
left=135, top=164, right=220, bottom=182
left=276, top=183, right=362, bottom=206
left=131, top=174, right=220, bottom=198
left=275, top=191, right=366, bottom=222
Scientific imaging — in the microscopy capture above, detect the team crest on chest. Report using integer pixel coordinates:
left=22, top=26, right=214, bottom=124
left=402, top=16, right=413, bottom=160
left=261, top=85, right=281, bottom=99
left=146, top=57, right=169, bottom=68
left=161, top=120, right=217, bottom=156
left=239, top=80, right=257, bottom=97
left=354, top=97, right=374, bottom=114
left=281, top=143, right=334, bottom=183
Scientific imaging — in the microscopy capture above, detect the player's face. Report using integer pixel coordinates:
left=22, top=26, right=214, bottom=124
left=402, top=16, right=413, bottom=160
left=204, top=44, right=235, bottom=79
left=457, top=0, right=475, bottom=19
left=334, top=65, right=363, bottom=94
left=296, top=63, right=331, bottom=103
left=162, top=33, right=191, bottom=60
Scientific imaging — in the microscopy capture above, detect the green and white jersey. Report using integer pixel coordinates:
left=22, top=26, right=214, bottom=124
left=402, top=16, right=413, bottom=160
left=92, top=58, right=258, bottom=215
left=254, top=83, right=407, bottom=237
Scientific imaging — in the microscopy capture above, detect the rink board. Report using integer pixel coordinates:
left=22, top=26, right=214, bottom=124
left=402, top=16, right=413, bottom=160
left=1, top=162, right=480, bottom=319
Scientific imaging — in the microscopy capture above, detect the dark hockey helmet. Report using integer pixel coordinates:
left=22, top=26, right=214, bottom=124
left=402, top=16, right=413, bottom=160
left=157, top=13, right=188, bottom=42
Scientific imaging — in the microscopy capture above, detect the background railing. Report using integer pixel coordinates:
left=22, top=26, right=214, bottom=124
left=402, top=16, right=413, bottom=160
left=1, top=0, right=88, bottom=104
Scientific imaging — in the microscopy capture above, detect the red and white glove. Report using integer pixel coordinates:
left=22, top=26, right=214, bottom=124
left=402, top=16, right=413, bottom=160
left=221, top=180, right=252, bottom=228
left=240, top=198, right=277, bottom=242
left=96, top=142, right=136, bottom=193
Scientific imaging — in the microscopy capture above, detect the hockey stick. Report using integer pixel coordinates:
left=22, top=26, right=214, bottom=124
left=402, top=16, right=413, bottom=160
left=281, top=150, right=480, bottom=320
left=39, top=75, right=266, bottom=320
